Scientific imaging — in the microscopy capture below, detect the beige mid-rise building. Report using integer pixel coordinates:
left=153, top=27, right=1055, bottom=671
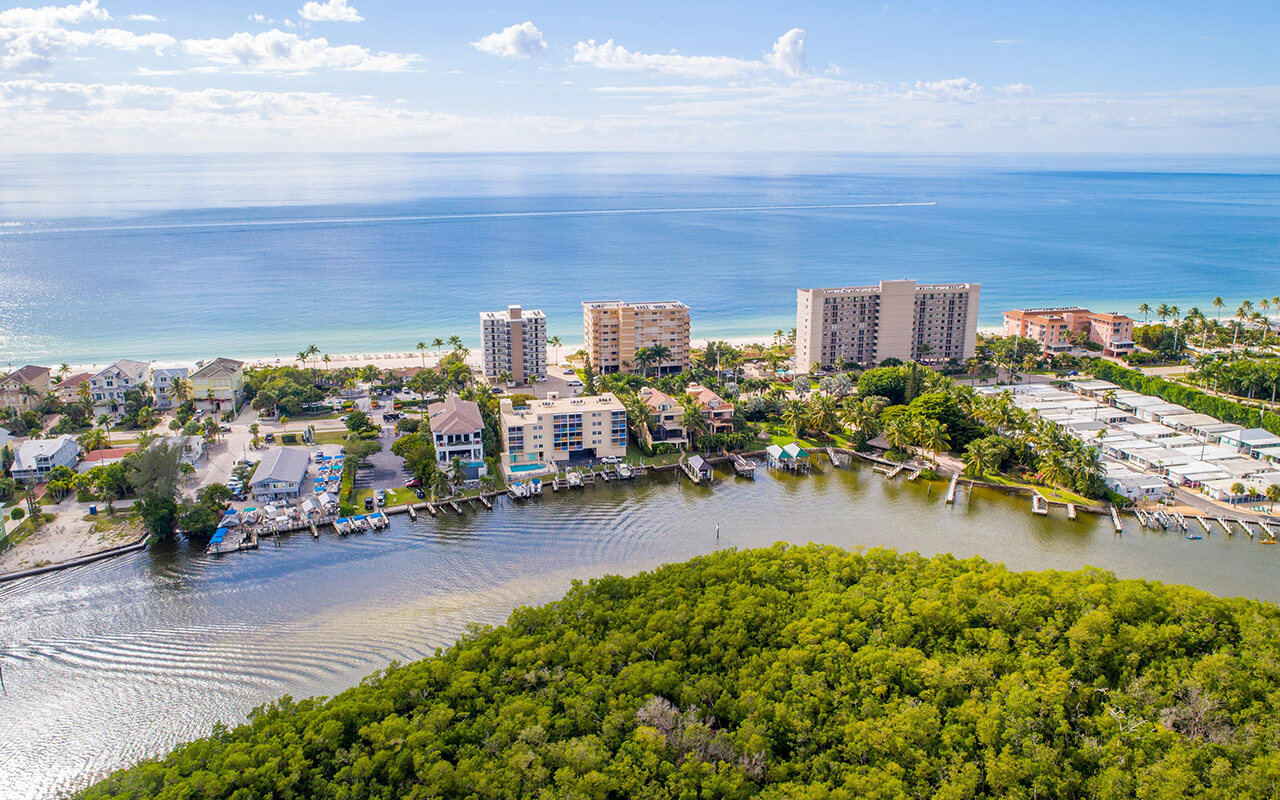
left=500, top=392, right=628, bottom=474
left=1003, top=307, right=1135, bottom=357
left=583, top=300, right=690, bottom=375
left=481, top=305, right=547, bottom=385
left=796, top=279, right=980, bottom=372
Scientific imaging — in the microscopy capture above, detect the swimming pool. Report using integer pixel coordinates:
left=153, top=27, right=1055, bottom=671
left=507, top=463, right=546, bottom=473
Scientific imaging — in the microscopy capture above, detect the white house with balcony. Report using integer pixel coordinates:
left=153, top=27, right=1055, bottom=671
left=11, top=435, right=81, bottom=483
left=427, top=397, right=487, bottom=479
left=89, top=359, right=150, bottom=417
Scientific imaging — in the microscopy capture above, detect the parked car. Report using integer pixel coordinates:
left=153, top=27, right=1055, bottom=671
left=375, top=489, right=387, bottom=507
left=566, top=379, right=584, bottom=387
left=219, top=424, right=231, bottom=433
left=413, top=486, right=426, bottom=499
left=364, top=496, right=375, bottom=511
left=601, top=456, right=621, bottom=464
left=563, top=368, right=576, bottom=375
left=264, top=433, right=275, bottom=443
left=404, top=477, right=422, bottom=488
left=490, top=386, right=504, bottom=395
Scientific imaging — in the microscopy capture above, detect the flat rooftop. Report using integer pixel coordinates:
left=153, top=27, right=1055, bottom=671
left=583, top=300, right=689, bottom=311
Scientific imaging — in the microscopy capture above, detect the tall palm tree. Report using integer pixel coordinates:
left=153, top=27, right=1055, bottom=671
left=631, top=347, right=654, bottom=377
left=416, top=341, right=429, bottom=368
left=780, top=400, right=807, bottom=440
left=680, top=396, right=709, bottom=448
left=1234, top=303, right=1251, bottom=348
left=432, top=337, right=444, bottom=355
left=1155, top=303, right=1171, bottom=326
left=447, top=335, right=463, bottom=352
left=1212, top=296, right=1225, bottom=326
left=171, top=376, right=192, bottom=405
left=806, top=394, right=840, bottom=438
left=548, top=335, right=563, bottom=366
left=916, top=419, right=950, bottom=465
left=648, top=343, right=673, bottom=375
left=1138, top=303, right=1151, bottom=324
left=322, top=353, right=332, bottom=370
left=882, top=415, right=915, bottom=456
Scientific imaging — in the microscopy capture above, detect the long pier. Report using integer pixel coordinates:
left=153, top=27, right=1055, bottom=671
left=886, top=464, right=907, bottom=480
left=1109, top=505, right=1123, bottom=533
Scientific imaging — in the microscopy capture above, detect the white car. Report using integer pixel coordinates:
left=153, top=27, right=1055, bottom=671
left=566, top=379, right=584, bottom=387
left=563, top=369, right=576, bottom=375
left=600, top=456, right=621, bottom=464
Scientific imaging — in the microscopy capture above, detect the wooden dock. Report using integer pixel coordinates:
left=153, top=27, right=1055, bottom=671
left=1031, top=494, right=1049, bottom=516
left=407, top=504, right=417, bottom=520
left=1216, top=516, right=1232, bottom=535
left=1066, top=503, right=1077, bottom=521
left=730, top=453, right=756, bottom=477
left=478, top=494, right=493, bottom=509
left=886, top=464, right=907, bottom=480
left=1109, top=505, right=1123, bottom=533
left=906, top=467, right=923, bottom=481
left=449, top=500, right=463, bottom=514
left=944, top=473, right=959, bottom=504
left=309, top=520, right=320, bottom=539
left=1195, top=515, right=1211, bottom=533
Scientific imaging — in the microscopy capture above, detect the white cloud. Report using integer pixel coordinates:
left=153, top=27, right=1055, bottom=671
left=1, top=25, right=174, bottom=74
left=249, top=13, right=266, bottom=23
left=471, top=21, right=545, bottom=59
left=763, top=28, right=805, bottom=77
left=573, top=29, right=807, bottom=79
left=298, top=0, right=362, bottom=23
left=126, top=13, right=158, bottom=22
left=181, top=29, right=418, bottom=73
left=0, top=0, right=109, bottom=28
left=907, top=78, right=983, bottom=102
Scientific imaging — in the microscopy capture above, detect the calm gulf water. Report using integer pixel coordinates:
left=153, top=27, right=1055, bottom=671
left=3, top=463, right=1280, bottom=799
left=2, top=153, right=1279, bottom=364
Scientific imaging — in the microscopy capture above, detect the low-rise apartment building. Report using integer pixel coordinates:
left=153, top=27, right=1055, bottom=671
left=55, top=372, right=93, bottom=404
left=89, top=359, right=150, bottom=416
left=427, top=397, right=487, bottom=478
left=0, top=365, right=52, bottom=412
left=796, top=279, right=980, bottom=372
left=500, top=392, right=627, bottom=473
left=583, top=300, right=690, bottom=375
left=480, top=305, right=547, bottom=385
left=190, top=357, right=245, bottom=414
left=1002, top=307, right=1135, bottom=357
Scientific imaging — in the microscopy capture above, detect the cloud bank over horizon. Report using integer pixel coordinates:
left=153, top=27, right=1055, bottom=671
left=0, top=1, right=1275, bottom=153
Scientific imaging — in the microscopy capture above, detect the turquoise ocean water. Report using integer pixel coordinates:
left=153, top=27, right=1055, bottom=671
left=1, top=152, right=1277, bottom=364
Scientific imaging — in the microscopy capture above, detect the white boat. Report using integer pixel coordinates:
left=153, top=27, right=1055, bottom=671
left=510, top=482, right=529, bottom=499
left=567, top=471, right=583, bottom=488
left=530, top=478, right=543, bottom=495
left=616, top=463, right=634, bottom=479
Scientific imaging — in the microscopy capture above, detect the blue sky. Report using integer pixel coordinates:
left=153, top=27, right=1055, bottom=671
left=1, top=0, right=1277, bottom=151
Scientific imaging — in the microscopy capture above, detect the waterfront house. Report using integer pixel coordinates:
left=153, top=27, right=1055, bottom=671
left=55, top=372, right=93, bottom=404
left=0, top=365, right=52, bottom=412
left=500, top=392, right=627, bottom=475
left=426, top=397, right=487, bottom=479
left=249, top=447, right=310, bottom=502
left=190, top=358, right=245, bottom=414
left=11, top=435, right=81, bottom=483
left=686, top=454, right=713, bottom=482
left=151, top=367, right=189, bottom=410
left=89, top=359, right=150, bottom=417
left=638, top=386, right=687, bottom=448
left=685, top=383, right=734, bottom=433
left=766, top=442, right=810, bottom=471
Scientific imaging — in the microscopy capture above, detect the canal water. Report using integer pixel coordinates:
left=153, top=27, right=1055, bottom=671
left=2, top=462, right=1277, bottom=799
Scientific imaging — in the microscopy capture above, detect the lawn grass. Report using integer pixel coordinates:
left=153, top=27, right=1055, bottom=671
left=311, top=430, right=351, bottom=446
left=626, top=442, right=684, bottom=466
left=980, top=473, right=1093, bottom=505
left=352, top=486, right=418, bottom=508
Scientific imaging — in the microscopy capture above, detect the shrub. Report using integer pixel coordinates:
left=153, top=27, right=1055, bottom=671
left=10, top=507, right=24, bottom=521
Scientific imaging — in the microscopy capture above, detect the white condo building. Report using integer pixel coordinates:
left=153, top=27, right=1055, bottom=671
left=480, top=305, right=547, bottom=385
left=796, top=279, right=980, bottom=371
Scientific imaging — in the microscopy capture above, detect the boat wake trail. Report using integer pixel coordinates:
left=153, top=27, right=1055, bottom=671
left=0, top=201, right=937, bottom=236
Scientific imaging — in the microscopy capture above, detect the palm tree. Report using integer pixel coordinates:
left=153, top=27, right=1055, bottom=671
left=77, top=427, right=110, bottom=452
left=916, top=419, right=950, bottom=465
left=1267, top=483, right=1280, bottom=511
left=1155, top=303, right=1171, bottom=327
left=432, top=337, right=444, bottom=355
left=430, top=469, right=451, bottom=501
left=171, top=376, right=192, bottom=405
left=306, top=344, right=320, bottom=368
left=1212, top=296, right=1225, bottom=326
left=416, top=341, right=429, bottom=368
left=882, top=415, right=915, bottom=457
left=249, top=422, right=261, bottom=449
left=447, top=335, right=463, bottom=352
left=806, top=394, right=840, bottom=438
left=1234, top=303, right=1251, bottom=348
left=549, top=335, right=563, bottom=366
left=631, top=347, right=654, bottom=377
left=780, top=400, right=807, bottom=440
left=680, top=396, right=709, bottom=448
left=322, top=353, right=332, bottom=370
left=648, top=344, right=673, bottom=375
left=1138, top=303, right=1151, bottom=325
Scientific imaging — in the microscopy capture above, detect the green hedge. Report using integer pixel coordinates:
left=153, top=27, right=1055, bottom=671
left=1088, top=359, right=1280, bottom=435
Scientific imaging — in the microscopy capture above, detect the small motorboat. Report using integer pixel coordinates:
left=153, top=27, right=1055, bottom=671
left=510, top=482, right=529, bottom=499
left=567, top=471, right=583, bottom=488
left=1185, top=534, right=1203, bottom=540
left=616, top=463, right=634, bottom=479
left=530, top=478, right=543, bottom=496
